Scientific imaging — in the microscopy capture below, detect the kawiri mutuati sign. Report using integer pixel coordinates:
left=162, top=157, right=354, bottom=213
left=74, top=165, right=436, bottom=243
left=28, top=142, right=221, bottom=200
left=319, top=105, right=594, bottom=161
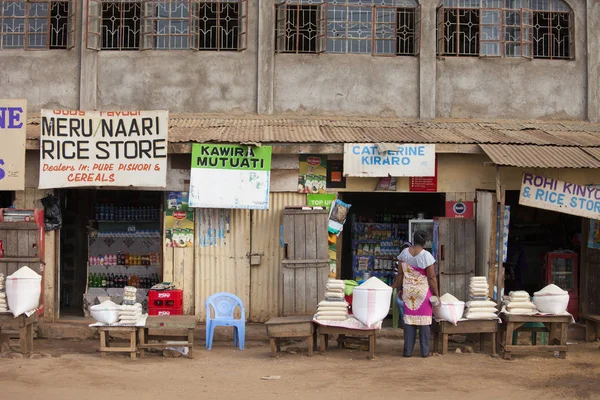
left=519, top=172, right=600, bottom=219
left=189, top=144, right=272, bottom=210
left=0, top=99, right=27, bottom=191
left=39, top=110, right=168, bottom=189
left=343, top=143, right=436, bottom=177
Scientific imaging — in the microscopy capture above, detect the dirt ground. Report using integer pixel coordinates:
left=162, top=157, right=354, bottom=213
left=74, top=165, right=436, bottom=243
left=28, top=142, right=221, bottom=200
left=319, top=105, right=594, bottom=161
left=1, top=337, right=600, bottom=400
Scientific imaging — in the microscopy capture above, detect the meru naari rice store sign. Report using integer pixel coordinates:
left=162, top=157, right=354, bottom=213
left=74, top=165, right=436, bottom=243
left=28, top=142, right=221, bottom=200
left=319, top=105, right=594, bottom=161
left=38, top=110, right=168, bottom=189
left=519, top=172, right=600, bottom=220
left=343, top=143, right=436, bottom=177
left=189, top=144, right=272, bottom=210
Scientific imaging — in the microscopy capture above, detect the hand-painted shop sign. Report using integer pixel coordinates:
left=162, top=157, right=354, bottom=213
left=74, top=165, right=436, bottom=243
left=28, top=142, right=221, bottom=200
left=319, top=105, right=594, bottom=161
left=189, top=144, right=272, bottom=210
left=0, top=99, right=27, bottom=191
left=38, top=110, right=168, bottom=189
left=519, top=173, right=600, bottom=219
left=343, top=143, right=435, bottom=177
left=445, top=201, right=474, bottom=218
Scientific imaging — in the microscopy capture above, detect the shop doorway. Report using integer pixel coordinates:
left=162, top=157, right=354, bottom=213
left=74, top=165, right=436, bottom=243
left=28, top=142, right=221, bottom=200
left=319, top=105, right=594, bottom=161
left=0, top=191, right=14, bottom=208
left=58, top=189, right=163, bottom=319
left=339, top=192, right=446, bottom=282
left=504, top=190, right=581, bottom=317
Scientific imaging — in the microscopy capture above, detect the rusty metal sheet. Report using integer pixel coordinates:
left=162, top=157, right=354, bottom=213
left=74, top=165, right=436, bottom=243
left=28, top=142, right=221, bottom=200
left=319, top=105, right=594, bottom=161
left=480, top=144, right=600, bottom=168
left=546, top=131, right=600, bottom=147
left=498, top=130, right=577, bottom=146
left=263, top=126, right=326, bottom=142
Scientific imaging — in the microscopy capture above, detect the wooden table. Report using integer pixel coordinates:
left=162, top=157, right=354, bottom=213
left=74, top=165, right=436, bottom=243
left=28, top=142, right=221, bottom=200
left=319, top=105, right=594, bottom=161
left=264, top=316, right=316, bottom=357
left=500, top=314, right=571, bottom=360
left=317, top=325, right=377, bottom=360
left=0, top=313, right=37, bottom=354
left=432, top=319, right=498, bottom=355
left=98, top=326, right=137, bottom=359
left=138, top=315, right=197, bottom=359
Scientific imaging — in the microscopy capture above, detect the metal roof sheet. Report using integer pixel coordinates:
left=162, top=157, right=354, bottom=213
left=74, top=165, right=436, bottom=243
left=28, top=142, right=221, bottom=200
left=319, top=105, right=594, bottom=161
left=480, top=144, right=600, bottom=168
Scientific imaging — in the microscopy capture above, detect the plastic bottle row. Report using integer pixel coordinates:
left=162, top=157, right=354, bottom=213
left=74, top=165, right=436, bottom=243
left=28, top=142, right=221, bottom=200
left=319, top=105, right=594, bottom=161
left=88, top=273, right=160, bottom=289
left=89, top=252, right=160, bottom=266
left=95, top=204, right=160, bottom=222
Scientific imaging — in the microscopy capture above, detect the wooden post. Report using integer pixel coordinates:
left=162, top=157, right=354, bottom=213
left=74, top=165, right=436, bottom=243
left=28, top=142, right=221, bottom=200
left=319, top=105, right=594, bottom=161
left=496, top=166, right=505, bottom=308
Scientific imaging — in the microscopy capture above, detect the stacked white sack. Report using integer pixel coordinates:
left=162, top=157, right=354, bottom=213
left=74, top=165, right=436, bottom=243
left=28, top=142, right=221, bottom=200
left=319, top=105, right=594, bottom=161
left=123, top=286, right=137, bottom=305
left=504, top=290, right=537, bottom=315
left=118, top=303, right=142, bottom=324
left=464, top=277, right=498, bottom=319
left=316, top=279, right=348, bottom=321
left=0, top=273, right=7, bottom=313
left=469, top=277, right=490, bottom=300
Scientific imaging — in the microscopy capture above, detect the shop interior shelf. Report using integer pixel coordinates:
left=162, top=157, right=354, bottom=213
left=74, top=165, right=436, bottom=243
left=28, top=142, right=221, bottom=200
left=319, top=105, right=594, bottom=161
left=354, top=239, right=403, bottom=244
left=89, top=264, right=160, bottom=268
left=354, top=254, right=397, bottom=259
left=96, top=220, right=158, bottom=224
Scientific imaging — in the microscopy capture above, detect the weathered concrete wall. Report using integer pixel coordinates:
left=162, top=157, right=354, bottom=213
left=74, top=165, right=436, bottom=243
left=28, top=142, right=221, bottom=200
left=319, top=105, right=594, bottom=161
left=96, top=51, right=257, bottom=113
left=94, top=2, right=259, bottom=113
left=436, top=0, right=587, bottom=120
left=274, top=55, right=419, bottom=117
left=587, top=0, right=600, bottom=122
left=0, top=51, right=80, bottom=111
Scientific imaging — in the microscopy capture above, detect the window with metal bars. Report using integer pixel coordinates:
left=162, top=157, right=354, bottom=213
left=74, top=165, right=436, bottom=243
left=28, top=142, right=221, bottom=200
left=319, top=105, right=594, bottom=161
left=275, top=0, right=419, bottom=56
left=87, top=0, right=247, bottom=51
left=436, top=0, right=573, bottom=59
left=0, top=0, right=75, bottom=50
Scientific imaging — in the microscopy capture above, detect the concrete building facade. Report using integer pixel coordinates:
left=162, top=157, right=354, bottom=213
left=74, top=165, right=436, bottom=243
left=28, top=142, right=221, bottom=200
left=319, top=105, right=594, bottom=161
left=1, top=0, right=599, bottom=121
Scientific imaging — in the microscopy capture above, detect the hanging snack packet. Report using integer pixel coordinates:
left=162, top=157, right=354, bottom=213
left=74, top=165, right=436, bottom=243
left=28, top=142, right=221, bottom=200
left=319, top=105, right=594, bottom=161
left=328, top=199, right=351, bottom=235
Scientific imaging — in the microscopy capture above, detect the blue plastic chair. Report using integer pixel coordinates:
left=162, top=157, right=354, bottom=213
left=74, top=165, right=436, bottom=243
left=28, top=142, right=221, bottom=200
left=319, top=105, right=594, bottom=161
left=205, top=292, right=245, bottom=350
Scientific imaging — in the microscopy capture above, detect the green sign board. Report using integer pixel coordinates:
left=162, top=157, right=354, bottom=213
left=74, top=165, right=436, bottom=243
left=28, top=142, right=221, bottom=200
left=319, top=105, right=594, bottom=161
left=307, top=194, right=336, bottom=211
left=192, top=144, right=272, bottom=171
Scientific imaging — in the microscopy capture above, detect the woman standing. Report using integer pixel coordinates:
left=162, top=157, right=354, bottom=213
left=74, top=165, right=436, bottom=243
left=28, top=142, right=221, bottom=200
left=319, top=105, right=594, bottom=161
left=396, top=230, right=439, bottom=357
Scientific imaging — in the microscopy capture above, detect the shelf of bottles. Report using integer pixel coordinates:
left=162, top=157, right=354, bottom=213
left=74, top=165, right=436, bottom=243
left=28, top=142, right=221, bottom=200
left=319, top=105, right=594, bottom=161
left=351, top=215, right=409, bottom=285
left=85, top=202, right=162, bottom=303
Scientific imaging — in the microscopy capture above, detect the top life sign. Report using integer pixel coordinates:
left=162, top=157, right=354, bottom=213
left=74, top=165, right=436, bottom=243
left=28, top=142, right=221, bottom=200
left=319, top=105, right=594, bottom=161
left=343, top=143, right=436, bottom=177
left=0, top=99, right=27, bottom=191
left=519, top=172, right=600, bottom=220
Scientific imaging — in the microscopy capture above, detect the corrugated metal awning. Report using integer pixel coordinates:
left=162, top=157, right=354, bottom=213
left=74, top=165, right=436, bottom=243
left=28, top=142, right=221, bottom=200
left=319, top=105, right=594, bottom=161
left=480, top=144, right=600, bottom=168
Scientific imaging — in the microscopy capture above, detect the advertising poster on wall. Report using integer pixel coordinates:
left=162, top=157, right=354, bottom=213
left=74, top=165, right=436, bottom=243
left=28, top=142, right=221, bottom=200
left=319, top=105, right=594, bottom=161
left=588, top=220, right=600, bottom=249
left=189, top=144, right=272, bottom=210
left=165, top=192, right=194, bottom=248
left=0, top=99, right=27, bottom=190
left=38, top=110, right=169, bottom=189
left=298, top=155, right=327, bottom=194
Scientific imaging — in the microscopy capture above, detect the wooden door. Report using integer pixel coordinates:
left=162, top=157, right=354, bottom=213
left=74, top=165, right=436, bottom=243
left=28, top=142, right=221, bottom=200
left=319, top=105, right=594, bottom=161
left=436, top=218, right=476, bottom=302
left=0, top=222, right=41, bottom=277
left=281, top=209, right=329, bottom=316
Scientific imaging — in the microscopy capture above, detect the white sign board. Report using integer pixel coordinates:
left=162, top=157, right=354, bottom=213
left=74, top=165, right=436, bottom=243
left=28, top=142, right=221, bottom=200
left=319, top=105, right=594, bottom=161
left=0, top=99, right=27, bottom=190
left=343, top=143, right=436, bottom=177
left=519, top=172, right=600, bottom=219
left=39, top=110, right=168, bottom=189
left=189, top=144, right=272, bottom=210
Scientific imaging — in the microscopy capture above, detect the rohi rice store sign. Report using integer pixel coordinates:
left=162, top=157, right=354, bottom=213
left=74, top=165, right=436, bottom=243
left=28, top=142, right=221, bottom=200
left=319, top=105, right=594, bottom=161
left=519, top=172, right=600, bottom=219
left=343, top=143, right=436, bottom=177
left=38, top=110, right=169, bottom=189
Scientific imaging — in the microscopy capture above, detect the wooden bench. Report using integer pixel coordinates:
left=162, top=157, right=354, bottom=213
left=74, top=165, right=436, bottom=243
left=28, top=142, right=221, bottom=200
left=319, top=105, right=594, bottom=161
left=432, top=319, right=498, bottom=355
left=580, top=313, right=600, bottom=342
left=98, top=326, right=137, bottom=359
left=138, top=315, right=197, bottom=359
left=317, top=325, right=377, bottom=360
left=500, top=314, right=571, bottom=360
left=0, top=313, right=37, bottom=355
left=265, top=316, right=316, bottom=357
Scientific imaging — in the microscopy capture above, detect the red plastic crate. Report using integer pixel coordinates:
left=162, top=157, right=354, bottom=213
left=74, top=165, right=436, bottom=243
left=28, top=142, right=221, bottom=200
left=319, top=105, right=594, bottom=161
left=148, top=307, right=183, bottom=316
left=148, top=289, right=183, bottom=308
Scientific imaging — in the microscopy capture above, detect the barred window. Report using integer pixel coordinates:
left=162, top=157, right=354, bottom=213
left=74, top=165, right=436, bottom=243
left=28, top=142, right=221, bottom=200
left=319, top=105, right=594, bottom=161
left=436, top=0, right=573, bottom=59
left=275, top=0, right=420, bottom=56
left=87, top=0, right=247, bottom=51
left=0, top=0, right=75, bottom=50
